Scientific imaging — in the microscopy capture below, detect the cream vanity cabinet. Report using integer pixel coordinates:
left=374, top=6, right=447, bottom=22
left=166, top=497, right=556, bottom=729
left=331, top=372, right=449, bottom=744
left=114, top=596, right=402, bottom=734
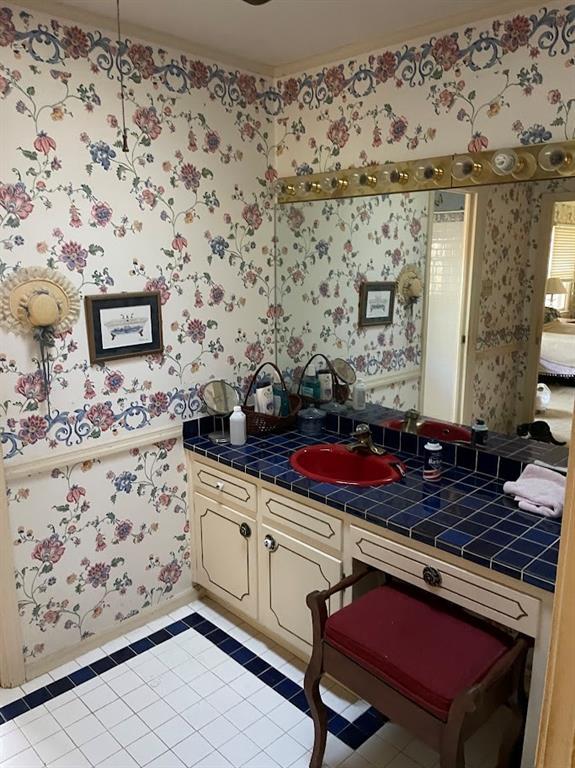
left=189, top=456, right=343, bottom=655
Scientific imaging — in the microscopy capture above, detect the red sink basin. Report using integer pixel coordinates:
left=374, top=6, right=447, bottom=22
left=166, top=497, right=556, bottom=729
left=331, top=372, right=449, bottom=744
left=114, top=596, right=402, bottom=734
left=382, top=418, right=471, bottom=443
left=290, top=444, right=406, bottom=487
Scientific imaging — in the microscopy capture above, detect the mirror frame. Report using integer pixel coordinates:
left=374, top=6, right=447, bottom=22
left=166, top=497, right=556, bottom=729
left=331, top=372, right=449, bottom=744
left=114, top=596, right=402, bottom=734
left=276, top=139, right=575, bottom=204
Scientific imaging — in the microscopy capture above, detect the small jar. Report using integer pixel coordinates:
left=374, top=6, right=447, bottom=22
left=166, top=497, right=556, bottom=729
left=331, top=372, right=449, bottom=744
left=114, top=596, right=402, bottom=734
left=297, top=407, right=326, bottom=437
left=423, top=441, right=443, bottom=481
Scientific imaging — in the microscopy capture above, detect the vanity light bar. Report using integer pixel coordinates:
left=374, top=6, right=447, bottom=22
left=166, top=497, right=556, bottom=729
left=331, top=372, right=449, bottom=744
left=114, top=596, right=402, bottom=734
left=277, top=140, right=575, bottom=204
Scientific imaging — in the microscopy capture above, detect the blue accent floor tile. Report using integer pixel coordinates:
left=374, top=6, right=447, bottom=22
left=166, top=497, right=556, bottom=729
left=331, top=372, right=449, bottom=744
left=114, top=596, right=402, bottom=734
left=90, top=656, right=116, bottom=675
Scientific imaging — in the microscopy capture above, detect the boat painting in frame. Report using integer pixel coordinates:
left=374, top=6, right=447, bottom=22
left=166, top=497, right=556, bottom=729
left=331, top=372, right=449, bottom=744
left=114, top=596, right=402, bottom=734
left=84, top=291, right=163, bottom=364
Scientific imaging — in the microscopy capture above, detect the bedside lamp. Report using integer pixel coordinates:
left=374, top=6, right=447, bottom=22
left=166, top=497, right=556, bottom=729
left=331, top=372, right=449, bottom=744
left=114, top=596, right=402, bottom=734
left=545, top=277, right=567, bottom=307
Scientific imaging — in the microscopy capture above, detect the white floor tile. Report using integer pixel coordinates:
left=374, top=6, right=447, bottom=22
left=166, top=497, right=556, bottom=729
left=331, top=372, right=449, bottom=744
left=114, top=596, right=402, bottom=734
left=0, top=687, right=25, bottom=707
left=225, top=699, right=262, bottom=730
left=49, top=660, right=81, bottom=679
left=378, top=724, right=414, bottom=752
left=173, top=731, right=215, bottom=767
left=81, top=731, right=122, bottom=764
left=108, top=669, right=145, bottom=696
left=52, top=697, right=91, bottom=727
left=403, top=738, right=438, bottom=768
left=265, top=733, right=307, bottom=767
left=83, top=683, right=118, bottom=712
left=198, top=646, right=229, bottom=669
left=190, top=671, right=225, bottom=698
left=0, top=728, right=30, bottom=762
left=123, top=684, right=161, bottom=713
left=181, top=700, right=219, bottom=730
left=287, top=719, right=315, bottom=750
left=147, top=670, right=185, bottom=697
left=97, top=748, right=141, bottom=767
left=126, top=731, right=168, bottom=766
left=249, top=686, right=286, bottom=715
left=193, top=752, right=232, bottom=768
left=339, top=753, right=374, bottom=768
left=229, top=672, right=265, bottom=698
left=173, top=659, right=208, bottom=684
left=139, top=699, right=177, bottom=729
left=357, top=734, right=400, bottom=768
left=243, top=752, right=280, bottom=768
left=109, top=714, right=150, bottom=748
left=267, top=701, right=306, bottom=731
left=213, top=658, right=246, bottom=684
left=200, top=715, right=240, bottom=749
left=244, top=717, right=285, bottom=750
left=2, top=746, right=44, bottom=767
left=19, top=712, right=61, bottom=745
left=156, top=645, right=192, bottom=670
left=136, top=657, right=170, bottom=683
left=34, top=730, right=76, bottom=764
left=219, top=733, right=260, bottom=768
left=146, top=750, right=187, bottom=768
left=385, top=753, right=422, bottom=768
left=154, top=714, right=194, bottom=749
left=67, top=713, right=107, bottom=746
left=74, top=647, right=107, bottom=667
left=205, top=686, right=243, bottom=714
left=323, top=735, right=354, bottom=768
left=51, top=747, right=92, bottom=767
left=97, top=698, right=134, bottom=729
left=13, top=704, right=48, bottom=727
left=164, top=685, right=200, bottom=714
left=20, top=674, right=53, bottom=694
left=0, top=719, right=18, bottom=737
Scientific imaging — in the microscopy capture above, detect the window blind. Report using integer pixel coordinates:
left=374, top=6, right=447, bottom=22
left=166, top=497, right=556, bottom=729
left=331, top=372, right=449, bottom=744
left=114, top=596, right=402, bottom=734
left=549, top=225, right=575, bottom=282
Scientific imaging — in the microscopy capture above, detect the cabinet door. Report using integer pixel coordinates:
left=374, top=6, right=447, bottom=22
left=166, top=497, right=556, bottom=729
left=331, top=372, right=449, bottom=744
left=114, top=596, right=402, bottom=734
left=258, top=524, right=342, bottom=655
left=194, top=493, right=257, bottom=619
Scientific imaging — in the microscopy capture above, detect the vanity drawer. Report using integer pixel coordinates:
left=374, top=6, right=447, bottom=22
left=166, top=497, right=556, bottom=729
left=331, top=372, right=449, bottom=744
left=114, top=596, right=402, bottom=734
left=349, top=525, right=540, bottom=637
left=192, top=461, right=257, bottom=514
left=261, top=489, right=342, bottom=550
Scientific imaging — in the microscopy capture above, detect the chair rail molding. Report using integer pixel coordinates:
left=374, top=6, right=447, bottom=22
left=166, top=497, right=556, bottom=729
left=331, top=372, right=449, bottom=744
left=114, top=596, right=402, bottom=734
left=4, top=423, right=182, bottom=481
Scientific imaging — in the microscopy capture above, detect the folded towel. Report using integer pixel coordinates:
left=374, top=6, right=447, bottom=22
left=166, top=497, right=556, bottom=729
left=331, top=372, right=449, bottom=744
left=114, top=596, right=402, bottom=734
left=503, top=463, right=566, bottom=518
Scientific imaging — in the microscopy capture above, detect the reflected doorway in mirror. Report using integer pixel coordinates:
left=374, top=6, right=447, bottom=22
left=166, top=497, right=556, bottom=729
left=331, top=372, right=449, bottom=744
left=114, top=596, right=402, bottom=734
left=358, top=281, right=395, bottom=327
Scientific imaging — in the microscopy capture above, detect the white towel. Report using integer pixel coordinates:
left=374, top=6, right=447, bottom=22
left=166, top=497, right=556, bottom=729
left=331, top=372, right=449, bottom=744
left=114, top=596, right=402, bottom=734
left=503, top=463, right=566, bottom=518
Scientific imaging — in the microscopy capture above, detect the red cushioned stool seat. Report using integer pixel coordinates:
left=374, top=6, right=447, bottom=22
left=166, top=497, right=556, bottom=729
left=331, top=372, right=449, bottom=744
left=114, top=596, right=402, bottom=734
left=325, top=583, right=512, bottom=721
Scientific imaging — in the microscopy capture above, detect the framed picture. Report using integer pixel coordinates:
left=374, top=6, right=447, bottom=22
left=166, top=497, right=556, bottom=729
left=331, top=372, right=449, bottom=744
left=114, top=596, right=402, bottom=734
left=84, top=291, right=163, bottom=364
left=358, top=281, right=395, bottom=327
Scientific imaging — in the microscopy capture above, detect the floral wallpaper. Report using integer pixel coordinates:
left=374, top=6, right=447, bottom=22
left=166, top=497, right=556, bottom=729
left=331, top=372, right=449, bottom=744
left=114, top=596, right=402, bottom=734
left=2, top=0, right=575, bottom=668
left=276, top=192, right=427, bottom=408
left=0, top=4, right=277, bottom=461
left=9, top=439, right=189, bottom=662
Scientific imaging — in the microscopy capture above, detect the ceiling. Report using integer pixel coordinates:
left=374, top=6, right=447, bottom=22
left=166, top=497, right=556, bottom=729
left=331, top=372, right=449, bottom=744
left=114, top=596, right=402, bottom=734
left=40, top=0, right=534, bottom=75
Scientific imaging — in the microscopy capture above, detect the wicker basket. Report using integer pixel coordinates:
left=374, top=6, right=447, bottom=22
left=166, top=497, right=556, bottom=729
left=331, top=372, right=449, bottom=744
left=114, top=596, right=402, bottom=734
left=242, top=361, right=301, bottom=435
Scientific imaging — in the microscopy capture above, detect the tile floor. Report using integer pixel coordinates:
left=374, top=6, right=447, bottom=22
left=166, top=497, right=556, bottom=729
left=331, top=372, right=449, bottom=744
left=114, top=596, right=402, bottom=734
left=0, top=597, right=508, bottom=768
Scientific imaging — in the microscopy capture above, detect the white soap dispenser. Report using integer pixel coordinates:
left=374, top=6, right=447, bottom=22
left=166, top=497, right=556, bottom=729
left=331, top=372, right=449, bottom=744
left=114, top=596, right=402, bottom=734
left=352, top=378, right=366, bottom=410
left=229, top=405, right=247, bottom=446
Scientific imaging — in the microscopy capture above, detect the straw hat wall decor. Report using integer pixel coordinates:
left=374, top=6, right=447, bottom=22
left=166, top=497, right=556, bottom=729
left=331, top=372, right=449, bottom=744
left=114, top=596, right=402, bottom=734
left=0, top=267, right=81, bottom=418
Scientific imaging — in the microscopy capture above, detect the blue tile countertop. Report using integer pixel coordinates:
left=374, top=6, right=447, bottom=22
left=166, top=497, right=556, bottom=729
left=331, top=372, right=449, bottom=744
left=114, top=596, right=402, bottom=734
left=184, top=427, right=561, bottom=594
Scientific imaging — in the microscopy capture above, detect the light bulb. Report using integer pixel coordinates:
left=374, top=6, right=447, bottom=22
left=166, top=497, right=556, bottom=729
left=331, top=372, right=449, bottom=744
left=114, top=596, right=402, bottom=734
left=388, top=167, right=409, bottom=184
left=351, top=171, right=377, bottom=188
left=281, top=183, right=296, bottom=196
left=321, top=177, right=336, bottom=193
left=538, top=144, right=573, bottom=175
left=491, top=149, right=537, bottom=180
left=334, top=177, right=349, bottom=191
left=414, top=163, right=444, bottom=183
left=451, top=155, right=483, bottom=183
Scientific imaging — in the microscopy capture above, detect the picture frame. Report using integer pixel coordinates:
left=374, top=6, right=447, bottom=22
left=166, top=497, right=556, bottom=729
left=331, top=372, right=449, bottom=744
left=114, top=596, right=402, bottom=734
left=84, top=291, right=163, bottom=364
left=358, top=281, right=395, bottom=327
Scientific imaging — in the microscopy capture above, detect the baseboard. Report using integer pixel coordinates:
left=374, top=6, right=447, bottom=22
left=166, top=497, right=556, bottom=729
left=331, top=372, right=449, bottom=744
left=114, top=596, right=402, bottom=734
left=23, top=585, right=202, bottom=684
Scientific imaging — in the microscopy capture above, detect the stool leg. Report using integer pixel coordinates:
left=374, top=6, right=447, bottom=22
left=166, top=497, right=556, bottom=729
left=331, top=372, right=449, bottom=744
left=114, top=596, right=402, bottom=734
left=304, top=667, right=327, bottom=768
left=496, top=700, right=525, bottom=768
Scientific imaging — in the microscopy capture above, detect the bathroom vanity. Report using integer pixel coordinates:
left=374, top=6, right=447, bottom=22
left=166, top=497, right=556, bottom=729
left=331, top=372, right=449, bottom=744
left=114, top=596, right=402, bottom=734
left=184, top=426, right=559, bottom=768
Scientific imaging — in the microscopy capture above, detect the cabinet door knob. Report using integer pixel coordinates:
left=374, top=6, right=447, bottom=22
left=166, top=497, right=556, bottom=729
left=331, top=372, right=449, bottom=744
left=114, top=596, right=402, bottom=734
left=422, top=565, right=442, bottom=587
left=239, top=522, right=251, bottom=539
left=263, top=534, right=278, bottom=552
left=214, top=481, right=225, bottom=491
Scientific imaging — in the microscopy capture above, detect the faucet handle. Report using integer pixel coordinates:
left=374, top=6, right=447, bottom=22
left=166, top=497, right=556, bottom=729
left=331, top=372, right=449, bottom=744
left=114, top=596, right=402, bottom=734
left=351, top=423, right=371, bottom=437
left=405, top=408, right=420, bottom=420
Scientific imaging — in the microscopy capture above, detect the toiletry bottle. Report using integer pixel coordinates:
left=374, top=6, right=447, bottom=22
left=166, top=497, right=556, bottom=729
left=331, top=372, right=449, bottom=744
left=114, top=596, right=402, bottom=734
left=471, top=418, right=488, bottom=446
left=272, top=383, right=283, bottom=417
left=255, top=378, right=274, bottom=415
left=423, top=441, right=443, bottom=481
left=301, top=366, right=320, bottom=401
left=352, top=378, right=366, bottom=410
left=230, top=406, right=246, bottom=446
left=317, top=368, right=333, bottom=402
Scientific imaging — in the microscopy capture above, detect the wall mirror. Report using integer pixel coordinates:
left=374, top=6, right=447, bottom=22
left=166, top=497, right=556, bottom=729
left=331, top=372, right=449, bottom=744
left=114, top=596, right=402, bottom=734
left=274, top=175, right=575, bottom=460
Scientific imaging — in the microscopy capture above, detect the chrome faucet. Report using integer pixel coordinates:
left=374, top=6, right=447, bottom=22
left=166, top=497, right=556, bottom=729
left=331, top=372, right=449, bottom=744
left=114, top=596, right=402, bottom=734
left=347, top=424, right=386, bottom=456
left=403, top=408, right=421, bottom=434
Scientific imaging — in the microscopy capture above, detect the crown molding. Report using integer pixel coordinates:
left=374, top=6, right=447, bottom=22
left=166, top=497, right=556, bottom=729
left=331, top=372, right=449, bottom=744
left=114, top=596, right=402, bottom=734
left=271, top=0, right=543, bottom=76
left=14, top=0, right=275, bottom=77
left=14, top=0, right=543, bottom=79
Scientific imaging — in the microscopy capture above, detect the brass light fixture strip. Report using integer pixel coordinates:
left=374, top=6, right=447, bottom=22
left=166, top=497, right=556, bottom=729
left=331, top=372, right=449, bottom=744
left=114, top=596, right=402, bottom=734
left=276, top=140, right=575, bottom=204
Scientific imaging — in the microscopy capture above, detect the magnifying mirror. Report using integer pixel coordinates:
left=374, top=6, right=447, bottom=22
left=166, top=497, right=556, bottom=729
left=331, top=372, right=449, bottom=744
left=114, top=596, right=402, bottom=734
left=330, top=358, right=356, bottom=407
left=201, top=380, right=240, bottom=444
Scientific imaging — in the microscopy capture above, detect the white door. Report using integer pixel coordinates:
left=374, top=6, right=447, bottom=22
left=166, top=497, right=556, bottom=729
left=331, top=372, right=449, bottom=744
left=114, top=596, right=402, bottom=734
left=194, top=493, right=257, bottom=619
left=258, top=524, right=342, bottom=655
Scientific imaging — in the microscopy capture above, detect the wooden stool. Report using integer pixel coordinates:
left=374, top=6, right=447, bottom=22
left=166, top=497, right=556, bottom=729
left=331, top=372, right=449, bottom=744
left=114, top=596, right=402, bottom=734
left=304, top=569, right=528, bottom=768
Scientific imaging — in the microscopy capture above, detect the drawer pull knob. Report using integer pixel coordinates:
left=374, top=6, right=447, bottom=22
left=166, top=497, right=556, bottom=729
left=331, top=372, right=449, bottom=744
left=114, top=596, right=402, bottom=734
left=239, top=523, right=251, bottom=539
left=215, top=481, right=225, bottom=491
left=422, top=566, right=442, bottom=587
left=263, top=534, right=278, bottom=552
